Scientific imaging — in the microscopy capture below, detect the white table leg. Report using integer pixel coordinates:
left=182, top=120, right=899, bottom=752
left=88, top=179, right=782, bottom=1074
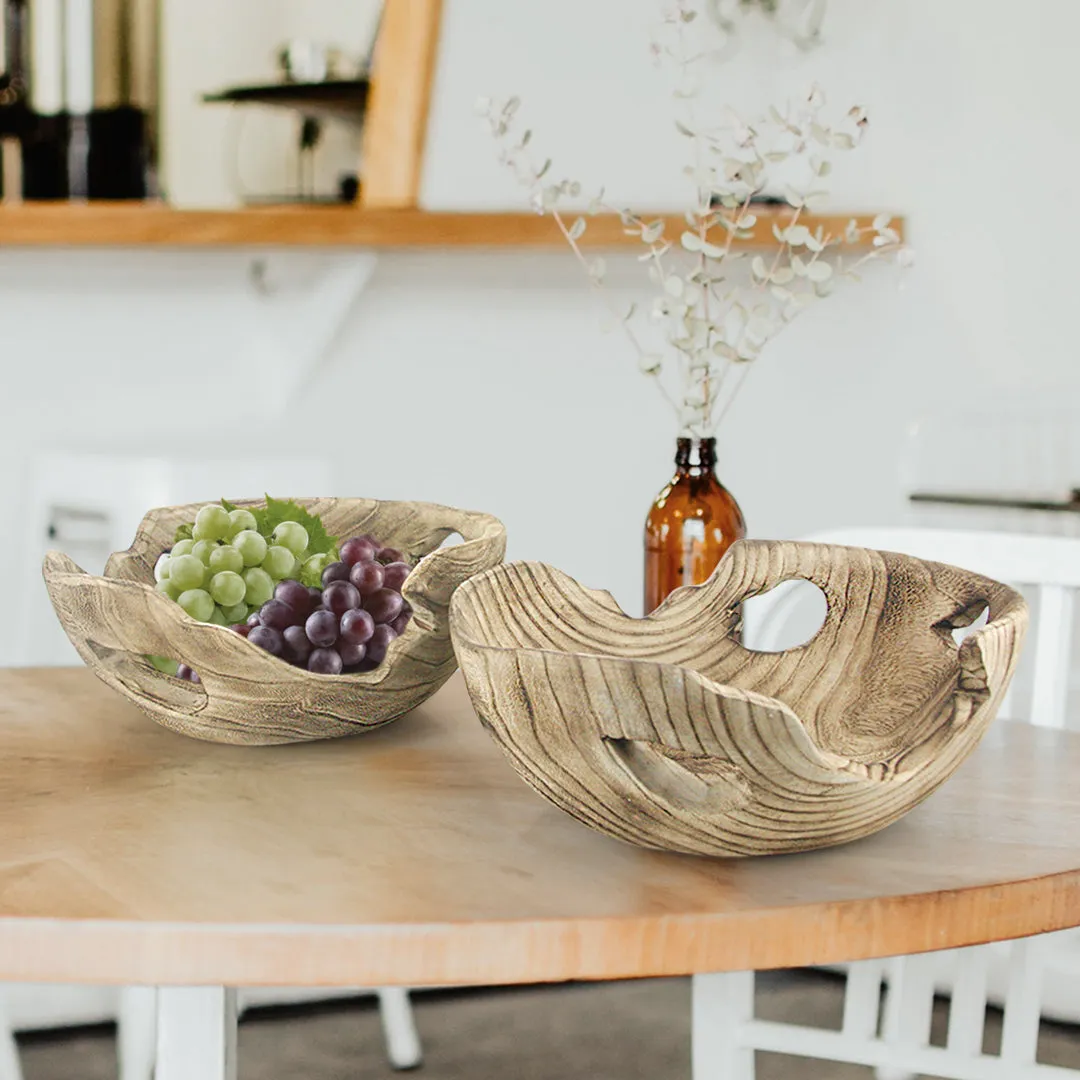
left=0, top=991, right=21, bottom=1080
left=377, top=987, right=423, bottom=1070
left=692, top=971, right=755, bottom=1080
left=118, top=986, right=158, bottom=1080
left=156, top=986, right=237, bottom=1080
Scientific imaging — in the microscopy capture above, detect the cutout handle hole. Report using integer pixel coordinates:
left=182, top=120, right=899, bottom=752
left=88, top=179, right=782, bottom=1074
left=741, top=579, right=828, bottom=652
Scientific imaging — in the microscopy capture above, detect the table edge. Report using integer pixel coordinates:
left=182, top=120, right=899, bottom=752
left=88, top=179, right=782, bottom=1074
left=1, top=871, right=1077, bottom=986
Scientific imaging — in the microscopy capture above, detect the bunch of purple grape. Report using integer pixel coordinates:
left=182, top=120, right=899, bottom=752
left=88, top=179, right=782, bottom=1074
left=231, top=535, right=413, bottom=675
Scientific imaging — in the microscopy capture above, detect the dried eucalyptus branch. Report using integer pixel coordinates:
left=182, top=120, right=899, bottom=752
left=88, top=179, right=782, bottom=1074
left=478, top=0, right=912, bottom=438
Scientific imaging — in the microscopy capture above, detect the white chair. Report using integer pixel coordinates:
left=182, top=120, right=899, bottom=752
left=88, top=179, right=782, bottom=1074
left=112, top=987, right=421, bottom=1079
left=694, top=527, right=1080, bottom=1080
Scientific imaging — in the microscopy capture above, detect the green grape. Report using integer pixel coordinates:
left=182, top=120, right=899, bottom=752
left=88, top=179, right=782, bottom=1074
left=208, top=606, right=229, bottom=626
left=171, top=539, right=195, bottom=557
left=242, top=567, right=274, bottom=607
left=209, top=570, right=246, bottom=607
left=193, top=504, right=232, bottom=542
left=192, top=539, right=219, bottom=566
left=156, top=580, right=182, bottom=601
left=262, top=544, right=296, bottom=581
left=169, top=554, right=206, bottom=591
left=233, top=530, right=268, bottom=567
left=154, top=554, right=171, bottom=582
left=209, top=544, right=244, bottom=575
left=227, top=508, right=258, bottom=538
left=221, top=601, right=248, bottom=624
left=177, top=588, right=215, bottom=621
left=301, top=552, right=333, bottom=587
left=272, top=521, right=309, bottom=556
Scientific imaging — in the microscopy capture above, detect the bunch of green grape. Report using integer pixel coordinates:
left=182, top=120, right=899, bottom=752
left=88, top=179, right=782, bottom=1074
left=154, top=504, right=333, bottom=626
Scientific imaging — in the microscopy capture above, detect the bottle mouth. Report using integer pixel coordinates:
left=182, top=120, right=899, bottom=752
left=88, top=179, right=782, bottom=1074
left=676, top=437, right=717, bottom=470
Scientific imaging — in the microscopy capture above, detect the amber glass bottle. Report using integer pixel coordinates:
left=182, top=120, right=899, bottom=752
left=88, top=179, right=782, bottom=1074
left=644, top=437, right=746, bottom=614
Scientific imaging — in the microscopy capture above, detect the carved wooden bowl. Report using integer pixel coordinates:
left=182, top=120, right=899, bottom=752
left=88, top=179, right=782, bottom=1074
left=449, top=539, right=1028, bottom=857
left=44, top=498, right=506, bottom=746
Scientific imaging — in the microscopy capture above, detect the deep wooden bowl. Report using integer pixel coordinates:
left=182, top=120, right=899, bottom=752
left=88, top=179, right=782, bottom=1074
left=449, top=539, right=1029, bottom=857
left=44, top=498, right=506, bottom=745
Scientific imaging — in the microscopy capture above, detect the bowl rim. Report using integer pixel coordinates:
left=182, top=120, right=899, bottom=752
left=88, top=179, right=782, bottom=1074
left=448, top=540, right=1028, bottom=676
left=51, top=496, right=507, bottom=689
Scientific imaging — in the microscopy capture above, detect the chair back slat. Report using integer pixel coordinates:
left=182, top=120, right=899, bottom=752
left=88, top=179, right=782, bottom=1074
left=1030, top=585, right=1073, bottom=728
left=945, top=946, right=989, bottom=1057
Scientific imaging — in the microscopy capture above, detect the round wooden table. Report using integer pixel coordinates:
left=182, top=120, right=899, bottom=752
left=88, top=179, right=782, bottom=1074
left=1, top=668, right=1079, bottom=1079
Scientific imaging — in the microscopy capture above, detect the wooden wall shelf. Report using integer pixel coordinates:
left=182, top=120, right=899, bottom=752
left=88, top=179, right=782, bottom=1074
left=0, top=203, right=901, bottom=249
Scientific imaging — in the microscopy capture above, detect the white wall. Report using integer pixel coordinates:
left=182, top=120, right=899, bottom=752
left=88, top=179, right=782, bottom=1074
left=3, top=0, right=1079, bottom=664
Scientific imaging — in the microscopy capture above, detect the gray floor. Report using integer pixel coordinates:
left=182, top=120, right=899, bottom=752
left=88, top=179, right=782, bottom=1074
left=16, top=970, right=1080, bottom=1079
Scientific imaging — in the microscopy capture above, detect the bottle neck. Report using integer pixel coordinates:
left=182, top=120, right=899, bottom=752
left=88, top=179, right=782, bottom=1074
left=675, top=437, right=717, bottom=475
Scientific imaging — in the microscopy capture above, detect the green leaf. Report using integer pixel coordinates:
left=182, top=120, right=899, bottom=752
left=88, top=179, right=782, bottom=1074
left=220, top=498, right=238, bottom=513
left=173, top=522, right=193, bottom=543
left=253, top=495, right=338, bottom=557
left=147, top=654, right=179, bottom=676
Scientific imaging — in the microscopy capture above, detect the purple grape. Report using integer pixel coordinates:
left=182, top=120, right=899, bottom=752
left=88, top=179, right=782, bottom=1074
left=283, top=624, right=313, bottom=665
left=190, top=669, right=201, bottom=684
left=307, top=585, right=323, bottom=604
left=230, top=623, right=251, bottom=637
left=260, top=598, right=300, bottom=631
left=381, top=561, right=410, bottom=591
left=305, top=609, right=339, bottom=648
left=308, top=647, right=343, bottom=675
left=337, top=638, right=367, bottom=667
left=376, top=547, right=405, bottom=565
left=321, top=561, right=351, bottom=586
left=390, top=610, right=412, bottom=636
left=340, top=537, right=377, bottom=567
left=364, top=588, right=404, bottom=625
left=349, top=559, right=384, bottom=596
left=249, top=625, right=285, bottom=657
left=341, top=607, right=375, bottom=645
left=176, top=663, right=193, bottom=681
left=365, top=624, right=397, bottom=666
left=275, top=579, right=313, bottom=615
left=323, top=580, right=361, bottom=616
left=246, top=612, right=262, bottom=627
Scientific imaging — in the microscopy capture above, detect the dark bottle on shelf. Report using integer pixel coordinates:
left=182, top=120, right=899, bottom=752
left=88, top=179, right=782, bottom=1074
left=2, top=0, right=158, bottom=200
left=86, top=0, right=159, bottom=199
left=0, top=0, right=30, bottom=199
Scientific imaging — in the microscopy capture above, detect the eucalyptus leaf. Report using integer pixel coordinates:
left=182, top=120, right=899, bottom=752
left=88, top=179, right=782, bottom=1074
left=641, top=220, right=666, bottom=244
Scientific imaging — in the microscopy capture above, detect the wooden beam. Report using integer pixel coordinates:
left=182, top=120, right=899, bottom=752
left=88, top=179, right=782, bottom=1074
left=359, top=0, right=444, bottom=209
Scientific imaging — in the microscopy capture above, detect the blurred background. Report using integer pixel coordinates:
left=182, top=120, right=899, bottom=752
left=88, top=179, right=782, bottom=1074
left=3, top=0, right=1080, bottom=666
left=3, top=0, right=1080, bottom=1075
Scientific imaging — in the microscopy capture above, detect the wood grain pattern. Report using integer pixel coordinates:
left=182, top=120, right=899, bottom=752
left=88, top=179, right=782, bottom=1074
left=0, top=205, right=903, bottom=248
left=359, top=0, right=444, bottom=208
left=0, top=669, right=1076, bottom=988
left=43, top=498, right=505, bottom=745
left=450, top=540, right=1028, bottom=857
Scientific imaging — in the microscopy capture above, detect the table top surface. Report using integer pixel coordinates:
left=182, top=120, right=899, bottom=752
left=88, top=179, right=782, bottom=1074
left=1, top=668, right=1079, bottom=988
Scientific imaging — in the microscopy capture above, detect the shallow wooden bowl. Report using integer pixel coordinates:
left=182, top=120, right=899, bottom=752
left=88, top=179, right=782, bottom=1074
left=44, top=498, right=506, bottom=745
left=450, top=539, right=1029, bottom=857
